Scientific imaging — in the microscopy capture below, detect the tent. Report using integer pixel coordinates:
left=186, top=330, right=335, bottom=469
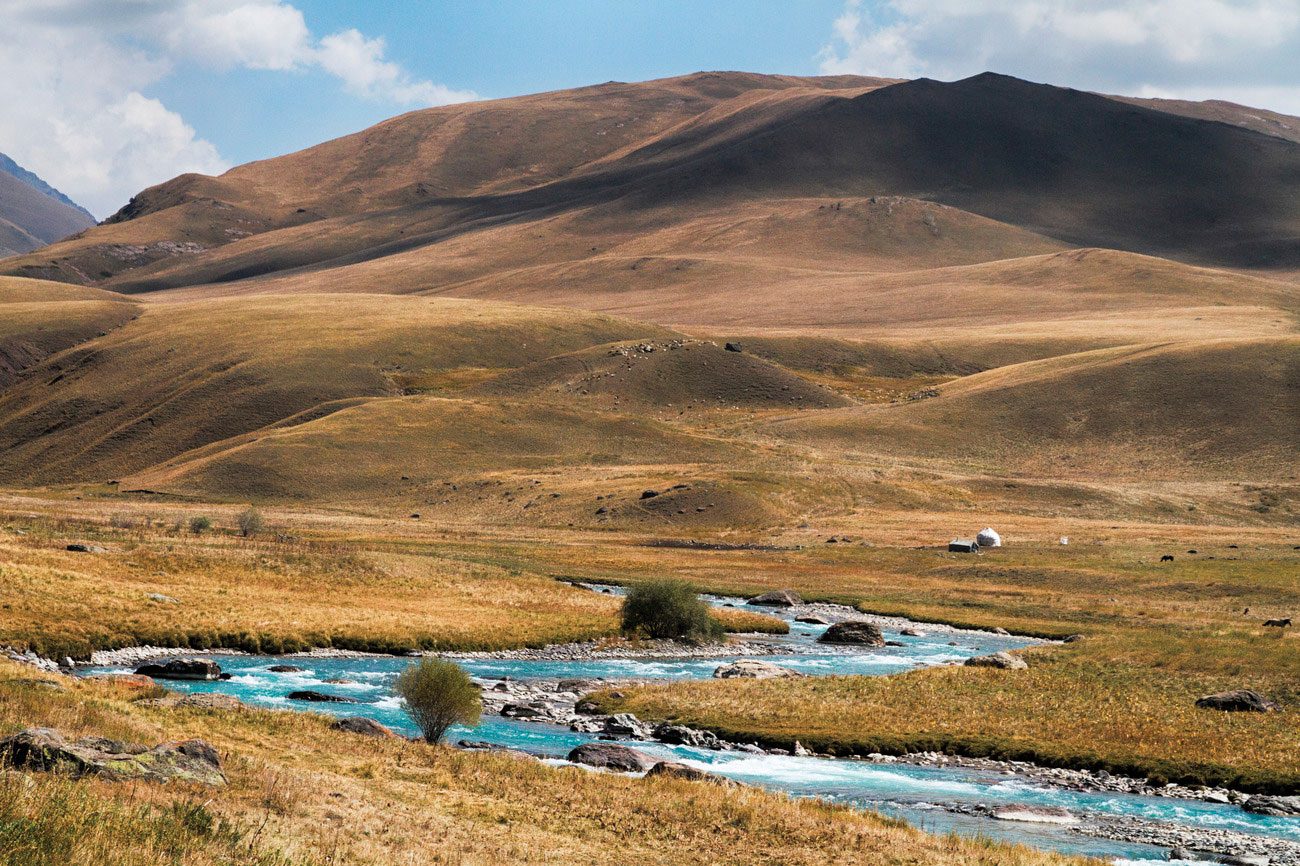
left=976, top=528, right=1002, bottom=548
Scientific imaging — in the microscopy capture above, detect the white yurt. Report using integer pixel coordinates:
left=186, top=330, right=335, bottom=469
left=975, top=527, right=1002, bottom=548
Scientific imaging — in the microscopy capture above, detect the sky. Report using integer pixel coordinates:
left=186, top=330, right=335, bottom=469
left=2, top=0, right=1299, bottom=218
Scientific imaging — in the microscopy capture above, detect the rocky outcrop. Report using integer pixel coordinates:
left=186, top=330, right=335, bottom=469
left=567, top=742, right=659, bottom=772
left=1195, top=689, right=1277, bottom=712
left=964, top=651, right=1028, bottom=670
left=817, top=621, right=885, bottom=646
left=0, top=728, right=225, bottom=785
left=651, top=722, right=722, bottom=749
left=287, top=690, right=359, bottom=703
left=134, top=658, right=222, bottom=681
left=713, top=660, right=805, bottom=679
left=66, top=543, right=108, bottom=553
left=332, top=717, right=395, bottom=739
left=1243, top=795, right=1300, bottom=816
left=644, top=761, right=740, bottom=786
left=140, top=693, right=246, bottom=711
left=746, top=589, right=803, bottom=607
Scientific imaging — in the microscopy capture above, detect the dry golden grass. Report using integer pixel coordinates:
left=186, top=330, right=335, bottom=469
left=0, top=659, right=1082, bottom=866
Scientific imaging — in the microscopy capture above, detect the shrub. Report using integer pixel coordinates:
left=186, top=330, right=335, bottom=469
left=393, top=657, right=482, bottom=744
left=620, top=578, right=724, bottom=643
left=235, top=507, right=263, bottom=537
left=189, top=516, right=212, bottom=535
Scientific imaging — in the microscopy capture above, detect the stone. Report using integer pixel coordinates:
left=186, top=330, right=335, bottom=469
left=652, top=723, right=720, bottom=749
left=501, top=703, right=548, bottom=719
left=267, top=665, right=305, bottom=673
left=640, top=490, right=660, bottom=499
left=567, top=742, right=659, bottom=772
left=964, top=652, right=1028, bottom=670
left=287, top=690, right=359, bottom=704
left=724, top=342, right=743, bottom=353
left=332, top=717, right=395, bottom=739
left=0, top=728, right=225, bottom=786
left=899, top=628, right=926, bottom=637
left=991, top=627, right=1011, bottom=635
left=145, top=593, right=179, bottom=603
left=644, top=761, right=740, bottom=786
left=557, top=679, right=593, bottom=692
left=1242, top=795, right=1300, bottom=816
left=1195, top=689, right=1277, bottom=712
left=795, top=614, right=831, bottom=624
left=86, top=673, right=156, bottom=690
left=1222, top=856, right=1271, bottom=866
left=817, top=621, right=885, bottom=646
left=990, top=805, right=1076, bottom=824
left=603, top=713, right=652, bottom=738
left=66, top=543, right=108, bottom=553
left=746, top=589, right=803, bottom=607
left=574, top=699, right=602, bottom=715
left=713, top=660, right=805, bottom=679
left=134, top=658, right=222, bottom=681
left=1062, top=634, right=1085, bottom=643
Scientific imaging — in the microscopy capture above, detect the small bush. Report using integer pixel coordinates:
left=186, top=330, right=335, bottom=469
left=235, top=507, right=263, bottom=537
left=188, top=516, right=212, bottom=535
left=393, top=657, right=482, bottom=744
left=620, top=578, right=724, bottom=643
left=108, top=512, right=136, bottom=529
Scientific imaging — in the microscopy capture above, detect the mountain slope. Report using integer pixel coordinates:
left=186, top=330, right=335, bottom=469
left=0, top=168, right=96, bottom=256
left=0, top=153, right=95, bottom=220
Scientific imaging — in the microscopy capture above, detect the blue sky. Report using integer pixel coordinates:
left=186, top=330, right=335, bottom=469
left=3, top=0, right=1298, bottom=217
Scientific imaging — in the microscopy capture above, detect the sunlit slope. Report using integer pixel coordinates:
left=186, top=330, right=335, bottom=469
left=0, top=294, right=674, bottom=484
left=122, top=395, right=749, bottom=503
left=767, top=338, right=1300, bottom=480
left=0, top=277, right=138, bottom=390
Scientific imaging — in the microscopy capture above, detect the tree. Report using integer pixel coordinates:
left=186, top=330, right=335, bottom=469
left=392, top=657, right=481, bottom=744
left=235, top=507, right=263, bottom=537
left=189, top=516, right=212, bottom=535
left=620, top=578, right=723, bottom=643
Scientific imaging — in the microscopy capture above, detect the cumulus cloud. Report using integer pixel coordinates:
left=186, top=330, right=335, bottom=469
left=820, top=0, right=1300, bottom=114
left=0, top=1, right=475, bottom=218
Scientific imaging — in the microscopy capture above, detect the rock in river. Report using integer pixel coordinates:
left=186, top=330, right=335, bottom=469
left=567, top=742, right=658, bottom=772
left=134, top=658, right=222, bottom=681
left=0, top=728, right=225, bottom=785
left=817, top=621, right=885, bottom=646
left=746, top=589, right=803, bottom=607
left=287, top=690, right=359, bottom=704
left=795, top=614, right=831, bottom=624
left=268, top=665, right=305, bottom=673
left=964, top=652, right=1028, bottom=670
left=713, top=660, right=805, bottom=679
left=1195, top=689, right=1278, bottom=712
left=1243, top=795, right=1300, bottom=816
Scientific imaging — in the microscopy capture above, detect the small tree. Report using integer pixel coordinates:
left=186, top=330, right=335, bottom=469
left=393, top=657, right=481, bottom=744
left=620, top=578, right=723, bottom=643
left=235, top=507, right=263, bottom=537
left=189, top=516, right=212, bottom=535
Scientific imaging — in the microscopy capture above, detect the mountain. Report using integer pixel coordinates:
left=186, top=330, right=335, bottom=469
left=0, top=71, right=1298, bottom=521
left=0, top=154, right=96, bottom=257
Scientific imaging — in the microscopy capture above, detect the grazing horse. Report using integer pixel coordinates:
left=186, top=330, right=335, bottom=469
left=1160, top=555, right=1174, bottom=562
left=1263, top=617, right=1292, bottom=628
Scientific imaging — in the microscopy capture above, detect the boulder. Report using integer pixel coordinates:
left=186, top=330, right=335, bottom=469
left=746, top=589, right=803, bottom=607
left=267, top=665, right=305, bottom=673
left=1062, top=634, right=1085, bottom=643
left=557, top=679, right=593, bottom=692
left=652, top=722, right=721, bottom=749
left=501, top=703, right=549, bottom=719
left=899, top=628, right=926, bottom=637
left=145, top=593, right=179, bottom=603
left=1242, top=795, right=1300, bottom=817
left=332, top=717, right=395, bottom=739
left=644, top=761, right=739, bottom=786
left=0, top=728, right=225, bottom=785
left=1195, top=689, right=1277, bottom=712
left=991, top=627, right=1011, bottom=635
left=567, top=742, right=658, bottom=772
left=66, top=543, right=108, bottom=553
left=134, top=658, right=222, bottom=681
left=287, top=690, right=359, bottom=704
left=603, top=713, right=653, bottom=738
left=817, top=621, right=885, bottom=646
left=794, top=614, right=831, bottom=624
left=991, top=805, right=1076, bottom=824
left=713, top=660, right=805, bottom=679
left=964, top=652, right=1028, bottom=670
left=86, top=673, right=156, bottom=690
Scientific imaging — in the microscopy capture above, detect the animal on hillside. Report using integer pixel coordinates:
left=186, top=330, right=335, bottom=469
left=1263, top=617, right=1292, bottom=628
left=1160, top=555, right=1174, bottom=562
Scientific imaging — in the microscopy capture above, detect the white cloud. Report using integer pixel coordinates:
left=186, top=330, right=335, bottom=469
left=317, top=30, right=478, bottom=105
left=0, top=1, right=476, bottom=219
left=820, top=0, right=1300, bottom=113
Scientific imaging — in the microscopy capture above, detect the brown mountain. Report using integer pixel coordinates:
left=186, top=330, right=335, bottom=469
left=0, top=164, right=96, bottom=257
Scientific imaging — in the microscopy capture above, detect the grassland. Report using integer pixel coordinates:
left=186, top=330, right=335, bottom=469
left=0, top=659, right=1077, bottom=866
